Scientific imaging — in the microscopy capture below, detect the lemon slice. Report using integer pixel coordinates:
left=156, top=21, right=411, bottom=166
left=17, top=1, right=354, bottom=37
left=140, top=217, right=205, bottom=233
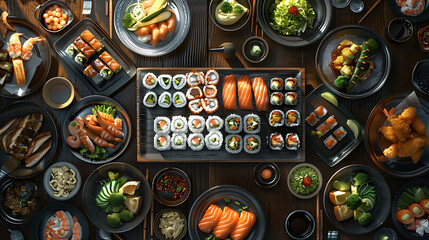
left=414, top=187, right=424, bottom=202
left=125, top=196, right=142, bottom=214
left=347, top=119, right=361, bottom=139
left=321, top=92, right=338, bottom=107
left=119, top=181, right=140, bottom=195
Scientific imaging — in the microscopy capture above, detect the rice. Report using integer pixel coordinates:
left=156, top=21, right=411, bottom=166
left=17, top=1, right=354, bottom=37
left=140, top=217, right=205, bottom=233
left=142, top=72, right=158, bottom=89
left=243, top=114, right=260, bottom=133
left=225, top=135, right=242, bottom=154
left=205, top=69, right=220, bottom=85
left=153, top=116, right=170, bottom=134
left=154, top=134, right=171, bottom=151
left=171, top=133, right=187, bottom=150
left=172, top=74, right=186, bottom=90
left=225, top=114, right=242, bottom=133
left=206, top=116, right=224, bottom=131
left=188, top=133, right=205, bottom=151
left=143, top=91, right=157, bottom=108
left=158, top=92, right=172, bottom=108
left=158, top=74, right=172, bottom=90
left=171, top=116, right=188, bottom=133
left=243, top=135, right=261, bottom=154
left=205, top=131, right=223, bottom=150
left=173, top=92, right=187, bottom=108
left=188, top=115, right=205, bottom=133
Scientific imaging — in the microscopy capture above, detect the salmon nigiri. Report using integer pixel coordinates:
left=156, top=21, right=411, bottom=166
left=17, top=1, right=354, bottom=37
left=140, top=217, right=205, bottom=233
left=222, top=75, right=237, bottom=110
left=237, top=75, right=253, bottom=110
left=230, top=210, right=257, bottom=240
left=251, top=77, right=269, bottom=112
left=213, top=206, right=240, bottom=239
left=198, top=204, right=223, bottom=233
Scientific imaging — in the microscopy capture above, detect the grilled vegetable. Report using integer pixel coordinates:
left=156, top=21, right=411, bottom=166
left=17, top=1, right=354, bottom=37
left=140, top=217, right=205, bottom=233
left=347, top=38, right=379, bottom=90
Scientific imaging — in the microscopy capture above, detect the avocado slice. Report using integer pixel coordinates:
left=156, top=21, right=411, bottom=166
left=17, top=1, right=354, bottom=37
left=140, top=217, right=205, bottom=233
left=127, top=10, right=172, bottom=31
left=333, top=180, right=351, bottom=191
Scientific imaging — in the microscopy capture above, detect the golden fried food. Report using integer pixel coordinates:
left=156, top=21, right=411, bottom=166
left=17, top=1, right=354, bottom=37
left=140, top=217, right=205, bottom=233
left=398, top=138, right=425, bottom=158
left=383, top=143, right=398, bottom=159
left=388, top=116, right=411, bottom=142
left=398, top=107, right=417, bottom=125
left=411, top=148, right=424, bottom=164
left=379, top=126, right=399, bottom=143
left=411, top=117, right=426, bottom=135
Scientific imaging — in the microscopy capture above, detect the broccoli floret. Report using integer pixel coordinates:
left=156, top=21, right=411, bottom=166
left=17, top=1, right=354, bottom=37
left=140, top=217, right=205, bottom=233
left=107, top=213, right=122, bottom=228
left=353, top=172, right=369, bottom=186
left=220, top=1, right=233, bottom=13
left=232, top=5, right=244, bottom=14
left=334, top=76, right=349, bottom=89
left=361, top=197, right=374, bottom=210
left=119, top=208, right=134, bottom=222
left=358, top=211, right=372, bottom=226
left=346, top=194, right=362, bottom=210
left=366, top=38, right=380, bottom=55
left=109, top=193, right=125, bottom=209
left=108, top=171, right=119, bottom=181
left=122, top=13, right=136, bottom=28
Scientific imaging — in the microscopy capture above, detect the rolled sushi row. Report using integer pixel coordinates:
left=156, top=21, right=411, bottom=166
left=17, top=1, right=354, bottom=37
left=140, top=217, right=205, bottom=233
left=142, top=69, right=220, bottom=90
left=225, top=114, right=261, bottom=134
left=269, top=132, right=300, bottom=151
left=269, top=109, right=300, bottom=127
left=154, top=115, right=224, bottom=134
left=154, top=131, right=224, bottom=151
left=269, top=77, right=298, bottom=91
left=270, top=92, right=298, bottom=106
left=143, top=91, right=187, bottom=108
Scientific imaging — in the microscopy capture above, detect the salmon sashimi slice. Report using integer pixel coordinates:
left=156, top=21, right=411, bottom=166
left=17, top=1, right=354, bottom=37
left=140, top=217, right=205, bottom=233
left=230, top=211, right=257, bottom=240
left=237, top=75, right=253, bottom=110
left=213, top=206, right=240, bottom=239
left=222, top=75, right=237, bottom=111
left=251, top=77, right=269, bottom=112
left=198, top=204, right=223, bottom=233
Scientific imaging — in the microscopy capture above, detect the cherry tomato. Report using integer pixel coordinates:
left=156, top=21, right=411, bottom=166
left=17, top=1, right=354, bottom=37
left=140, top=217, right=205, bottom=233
left=303, top=177, right=312, bottom=187
left=288, top=5, right=299, bottom=16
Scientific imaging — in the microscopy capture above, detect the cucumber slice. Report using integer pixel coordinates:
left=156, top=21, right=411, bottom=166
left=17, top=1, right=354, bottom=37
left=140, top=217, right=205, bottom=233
left=141, top=0, right=167, bottom=22
left=127, top=10, right=172, bottom=31
left=110, top=180, right=117, bottom=194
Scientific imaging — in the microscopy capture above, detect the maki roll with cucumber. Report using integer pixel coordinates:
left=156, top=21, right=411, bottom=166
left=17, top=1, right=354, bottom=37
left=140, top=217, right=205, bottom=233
left=243, top=114, right=260, bottom=134
left=269, top=110, right=285, bottom=127
left=225, top=135, right=242, bottom=154
left=66, top=44, right=79, bottom=57
left=154, top=117, right=170, bottom=134
left=285, top=133, right=300, bottom=150
left=206, top=116, right=223, bottom=131
left=172, top=133, right=187, bottom=150
left=188, top=115, right=205, bottom=133
left=285, top=92, right=297, bottom=105
left=270, top=92, right=284, bottom=106
left=205, top=131, right=223, bottom=150
left=74, top=52, right=88, bottom=67
left=173, top=74, right=186, bottom=90
left=154, top=134, right=171, bottom=151
left=269, top=132, right=284, bottom=150
left=270, top=78, right=283, bottom=91
left=225, top=114, right=242, bottom=133
left=244, top=135, right=261, bottom=154
left=143, top=91, right=157, bottom=108
left=285, top=77, right=297, bottom=91
left=188, top=133, right=205, bottom=151
left=100, top=66, right=114, bottom=80
left=171, top=116, right=187, bottom=133
left=158, top=74, right=172, bottom=90
left=173, top=92, right=187, bottom=108
left=158, top=92, right=172, bottom=108
left=142, top=72, right=158, bottom=89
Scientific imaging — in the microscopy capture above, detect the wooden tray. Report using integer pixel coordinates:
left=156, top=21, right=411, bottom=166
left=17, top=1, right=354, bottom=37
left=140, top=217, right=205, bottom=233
left=137, top=68, right=305, bottom=162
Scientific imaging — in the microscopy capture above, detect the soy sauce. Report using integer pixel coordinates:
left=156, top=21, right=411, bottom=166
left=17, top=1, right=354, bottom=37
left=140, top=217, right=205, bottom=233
left=287, top=211, right=312, bottom=238
left=244, top=40, right=266, bottom=62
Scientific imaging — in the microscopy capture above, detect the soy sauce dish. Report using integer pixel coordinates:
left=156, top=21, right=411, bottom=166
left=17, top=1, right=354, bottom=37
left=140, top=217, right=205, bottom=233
left=253, top=162, right=280, bottom=188
left=285, top=210, right=315, bottom=240
left=243, top=36, right=269, bottom=63
left=153, top=168, right=191, bottom=206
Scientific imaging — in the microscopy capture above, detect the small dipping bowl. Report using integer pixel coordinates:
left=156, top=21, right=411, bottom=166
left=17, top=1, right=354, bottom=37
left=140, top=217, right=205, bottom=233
left=385, top=18, right=413, bottom=43
left=43, top=162, right=81, bottom=201
left=331, top=0, right=352, bottom=9
left=154, top=209, right=187, bottom=240
left=374, top=227, right=398, bottom=240
left=242, top=36, right=269, bottom=63
left=287, top=163, right=323, bottom=199
left=253, top=162, right=280, bottom=188
left=285, top=210, right=315, bottom=240
left=209, top=0, right=251, bottom=31
left=152, top=168, right=191, bottom=207
left=34, top=0, right=74, bottom=33
left=412, top=59, right=429, bottom=95
left=42, top=77, right=74, bottom=109
left=417, top=25, right=429, bottom=52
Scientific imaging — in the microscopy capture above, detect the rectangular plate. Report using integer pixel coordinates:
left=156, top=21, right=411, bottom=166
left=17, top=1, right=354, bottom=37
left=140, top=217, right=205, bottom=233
left=137, top=68, right=305, bottom=162
left=305, top=84, right=364, bottom=167
left=53, top=18, right=136, bottom=96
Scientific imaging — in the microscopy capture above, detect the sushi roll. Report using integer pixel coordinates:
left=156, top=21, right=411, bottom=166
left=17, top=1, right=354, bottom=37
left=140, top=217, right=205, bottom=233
left=171, top=116, right=187, bottom=133
left=66, top=44, right=79, bottom=57
left=269, top=110, right=285, bottom=127
left=205, top=131, right=223, bottom=150
left=225, top=135, right=242, bottom=154
left=206, top=116, right=223, bottom=131
left=202, top=98, right=219, bottom=114
left=316, top=123, right=330, bottom=137
left=158, top=74, right=172, bottom=90
left=143, top=91, right=157, bottom=108
left=188, top=99, right=203, bottom=114
left=171, top=133, right=187, bottom=150
left=305, top=112, right=319, bottom=126
left=73, top=37, right=86, bottom=49
left=186, top=70, right=204, bottom=87
left=243, top=114, right=260, bottom=133
left=269, top=132, right=284, bottom=150
left=270, top=78, right=284, bottom=91
left=100, top=66, right=114, bottom=80
left=186, top=86, right=203, bottom=101
left=244, top=135, right=261, bottom=154
left=286, top=133, right=300, bottom=150
left=154, top=117, right=170, bottom=134
left=88, top=38, right=104, bottom=52
left=80, top=30, right=95, bottom=43
left=74, top=52, right=88, bottom=67
left=203, top=85, right=218, bottom=98
left=333, top=126, right=347, bottom=140
left=205, top=69, right=220, bottom=85
left=173, top=92, right=187, bottom=108
left=142, top=73, right=158, bottom=89
left=79, top=44, right=95, bottom=58
left=270, top=92, right=284, bottom=106
left=323, top=135, right=338, bottom=149
left=285, top=77, right=297, bottom=91
left=314, top=106, right=327, bottom=118
left=158, top=92, right=172, bottom=108
left=284, top=92, right=298, bottom=106
left=286, top=110, right=300, bottom=127
left=225, top=114, right=242, bottom=133
left=99, top=51, right=112, bottom=63
left=324, top=115, right=338, bottom=129
left=154, top=134, right=171, bottom=151
left=107, top=59, right=122, bottom=73
left=188, top=115, right=205, bottom=133
left=83, top=65, right=98, bottom=78
left=92, top=58, right=106, bottom=72
left=173, top=74, right=186, bottom=90
left=188, top=133, right=205, bottom=151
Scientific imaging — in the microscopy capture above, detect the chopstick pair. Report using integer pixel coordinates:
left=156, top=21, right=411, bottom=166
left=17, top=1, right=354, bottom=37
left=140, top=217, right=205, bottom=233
left=316, top=194, right=323, bottom=240
left=143, top=169, right=155, bottom=240
left=359, top=0, right=382, bottom=24
left=250, top=0, right=263, bottom=38
left=105, top=0, right=113, bottom=38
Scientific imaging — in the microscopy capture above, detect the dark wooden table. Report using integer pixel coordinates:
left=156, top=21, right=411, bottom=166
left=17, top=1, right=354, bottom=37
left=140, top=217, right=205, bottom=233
left=1, top=0, right=429, bottom=239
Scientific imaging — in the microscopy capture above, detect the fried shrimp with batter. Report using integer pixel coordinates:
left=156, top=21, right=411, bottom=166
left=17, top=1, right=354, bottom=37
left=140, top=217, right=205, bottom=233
left=398, top=107, right=417, bottom=124
left=411, top=117, right=426, bottom=135
left=398, top=137, right=425, bottom=157
left=384, top=108, right=411, bottom=142
left=411, top=148, right=425, bottom=164
left=383, top=143, right=398, bottom=159
left=379, top=126, right=399, bottom=143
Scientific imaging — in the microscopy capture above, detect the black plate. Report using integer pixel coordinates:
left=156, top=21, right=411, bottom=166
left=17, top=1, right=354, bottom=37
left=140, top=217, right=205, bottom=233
left=62, top=95, right=131, bottom=164
left=388, top=0, right=429, bottom=23
left=30, top=202, right=89, bottom=240
left=323, top=165, right=391, bottom=235
left=188, top=185, right=266, bottom=240
left=53, top=18, right=136, bottom=96
left=81, top=162, right=152, bottom=233
left=152, top=168, right=191, bottom=206
left=0, top=101, right=58, bottom=178
left=391, top=178, right=429, bottom=240
left=137, top=68, right=305, bottom=162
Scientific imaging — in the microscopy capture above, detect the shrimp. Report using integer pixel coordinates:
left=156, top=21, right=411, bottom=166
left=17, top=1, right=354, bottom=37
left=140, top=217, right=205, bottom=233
left=401, top=0, right=425, bottom=16
left=135, top=25, right=153, bottom=36
left=384, top=108, right=411, bottom=142
left=94, top=109, right=124, bottom=138
left=84, top=114, right=97, bottom=126
left=383, top=143, right=399, bottom=159
left=21, top=37, right=42, bottom=60
left=411, top=117, right=426, bottom=135
left=8, top=33, right=23, bottom=58
left=46, top=211, right=73, bottom=239
left=379, top=126, right=399, bottom=143
left=76, top=116, right=122, bottom=143
left=398, top=137, right=425, bottom=157
left=166, top=9, right=176, bottom=33
left=158, top=21, right=168, bottom=41
left=398, top=107, right=416, bottom=124
left=66, top=135, right=81, bottom=149
left=78, top=128, right=95, bottom=153
left=91, top=111, right=122, bottom=130
left=396, top=0, right=417, bottom=7
left=71, top=216, right=82, bottom=240
left=150, top=23, right=160, bottom=47
left=142, top=0, right=155, bottom=8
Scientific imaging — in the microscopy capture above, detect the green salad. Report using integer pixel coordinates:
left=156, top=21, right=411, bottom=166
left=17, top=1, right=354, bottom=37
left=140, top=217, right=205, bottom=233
left=269, top=0, right=315, bottom=36
left=290, top=166, right=319, bottom=195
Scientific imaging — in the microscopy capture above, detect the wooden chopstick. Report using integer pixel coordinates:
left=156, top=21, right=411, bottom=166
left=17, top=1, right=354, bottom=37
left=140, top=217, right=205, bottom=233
left=251, top=0, right=257, bottom=33
left=113, top=233, right=124, bottom=240
left=316, top=193, right=320, bottom=240
left=143, top=169, right=149, bottom=240
left=320, top=209, right=323, bottom=239
left=109, top=0, right=113, bottom=38
left=105, top=0, right=109, bottom=16
left=150, top=170, right=154, bottom=240
left=359, top=0, right=382, bottom=24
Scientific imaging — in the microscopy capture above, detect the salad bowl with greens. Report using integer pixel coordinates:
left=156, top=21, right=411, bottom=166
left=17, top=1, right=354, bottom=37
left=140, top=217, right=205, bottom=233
left=287, top=163, right=323, bottom=199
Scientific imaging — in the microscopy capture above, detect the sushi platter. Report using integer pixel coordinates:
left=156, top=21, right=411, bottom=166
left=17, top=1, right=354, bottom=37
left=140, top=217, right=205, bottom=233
left=137, top=68, right=306, bottom=162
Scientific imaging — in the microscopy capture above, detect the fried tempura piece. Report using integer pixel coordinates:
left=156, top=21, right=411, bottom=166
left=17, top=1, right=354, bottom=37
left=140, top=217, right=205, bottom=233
left=383, top=143, right=398, bottom=159
left=388, top=116, right=411, bottom=142
left=411, top=148, right=424, bottom=164
left=398, top=138, right=425, bottom=157
left=379, top=126, right=399, bottom=143
left=398, top=107, right=417, bottom=124
left=411, top=117, right=426, bottom=135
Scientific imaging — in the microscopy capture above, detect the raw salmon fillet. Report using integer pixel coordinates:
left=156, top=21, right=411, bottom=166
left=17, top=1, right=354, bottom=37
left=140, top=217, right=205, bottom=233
left=198, top=204, right=223, bottom=233
left=251, top=77, right=269, bottom=112
left=230, top=210, right=257, bottom=240
left=222, top=75, right=237, bottom=110
left=237, top=75, right=253, bottom=110
left=213, top=206, right=240, bottom=239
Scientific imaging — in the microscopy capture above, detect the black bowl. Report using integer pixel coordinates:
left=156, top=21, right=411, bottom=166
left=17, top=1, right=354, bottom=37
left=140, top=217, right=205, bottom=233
left=82, top=162, right=152, bottom=233
left=152, top=168, right=191, bottom=207
left=412, top=59, right=429, bottom=95
left=154, top=209, right=187, bottom=240
left=34, top=0, right=74, bottom=33
left=323, top=165, right=391, bottom=235
left=256, top=0, right=332, bottom=47
left=209, top=0, right=252, bottom=31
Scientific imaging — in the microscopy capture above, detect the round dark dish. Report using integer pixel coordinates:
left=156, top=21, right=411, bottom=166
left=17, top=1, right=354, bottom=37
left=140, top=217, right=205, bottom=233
left=374, top=227, right=398, bottom=240
left=384, top=18, right=413, bottom=43
left=242, top=36, right=269, bottom=63
left=154, top=209, right=187, bottom=240
left=285, top=210, right=315, bottom=240
left=253, top=162, right=280, bottom=188
left=387, top=0, right=429, bottom=23
left=209, top=0, right=251, bottom=31
left=34, top=0, right=74, bottom=33
left=153, top=168, right=191, bottom=207
left=323, top=165, right=391, bottom=235
left=412, top=59, right=429, bottom=95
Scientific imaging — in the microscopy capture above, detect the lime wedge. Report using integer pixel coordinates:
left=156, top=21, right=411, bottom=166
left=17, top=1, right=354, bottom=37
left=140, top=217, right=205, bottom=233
left=321, top=92, right=338, bottom=107
left=347, top=119, right=361, bottom=139
left=414, top=187, right=424, bottom=202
